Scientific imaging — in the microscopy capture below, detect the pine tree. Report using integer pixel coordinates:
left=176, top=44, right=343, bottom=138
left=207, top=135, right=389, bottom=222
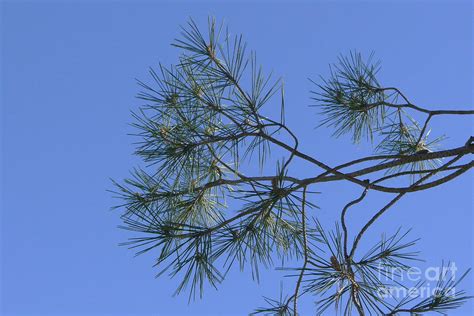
left=112, top=18, right=474, bottom=315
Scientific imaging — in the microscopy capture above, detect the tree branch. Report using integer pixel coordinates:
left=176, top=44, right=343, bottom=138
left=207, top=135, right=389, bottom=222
left=349, top=154, right=464, bottom=258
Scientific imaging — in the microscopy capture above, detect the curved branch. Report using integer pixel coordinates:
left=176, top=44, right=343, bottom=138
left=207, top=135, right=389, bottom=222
left=341, top=186, right=370, bottom=259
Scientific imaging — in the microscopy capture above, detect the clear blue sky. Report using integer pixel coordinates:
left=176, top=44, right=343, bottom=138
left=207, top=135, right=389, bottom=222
left=1, top=1, right=472, bottom=315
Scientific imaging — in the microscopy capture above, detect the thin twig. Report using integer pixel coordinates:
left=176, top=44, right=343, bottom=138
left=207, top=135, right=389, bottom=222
left=341, top=185, right=370, bottom=259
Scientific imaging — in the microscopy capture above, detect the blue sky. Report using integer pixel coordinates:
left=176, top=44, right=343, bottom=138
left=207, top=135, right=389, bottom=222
left=1, top=1, right=472, bottom=315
